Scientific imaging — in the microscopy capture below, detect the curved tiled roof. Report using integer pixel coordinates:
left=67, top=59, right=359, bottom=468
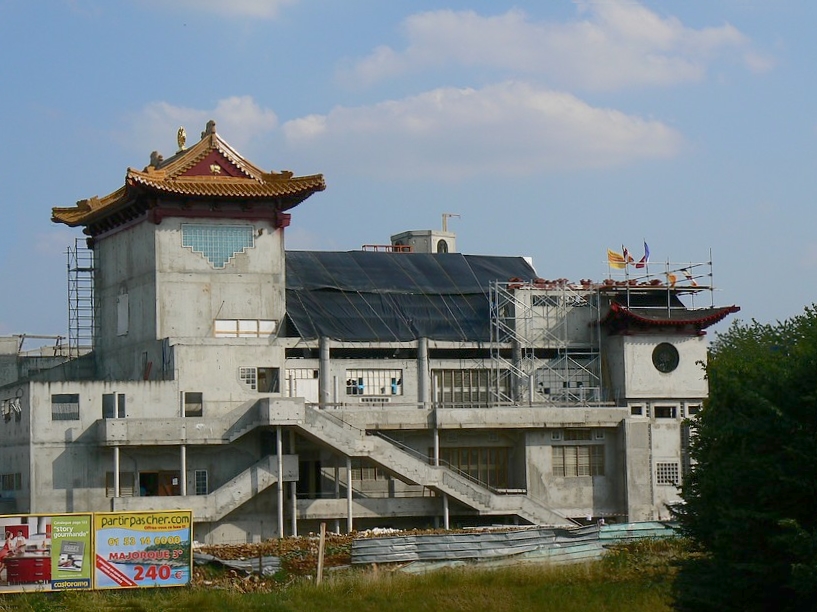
left=52, top=122, right=325, bottom=230
left=602, top=301, right=740, bottom=332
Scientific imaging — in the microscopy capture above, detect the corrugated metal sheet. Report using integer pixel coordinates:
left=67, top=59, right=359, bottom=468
left=351, top=522, right=677, bottom=570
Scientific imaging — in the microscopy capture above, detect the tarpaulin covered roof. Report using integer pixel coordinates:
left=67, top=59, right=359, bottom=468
left=285, top=251, right=536, bottom=342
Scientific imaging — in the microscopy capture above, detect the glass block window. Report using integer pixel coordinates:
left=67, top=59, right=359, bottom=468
left=656, top=462, right=680, bottom=485
left=181, top=224, right=255, bottom=269
left=194, top=470, right=208, bottom=496
left=240, top=367, right=258, bottom=390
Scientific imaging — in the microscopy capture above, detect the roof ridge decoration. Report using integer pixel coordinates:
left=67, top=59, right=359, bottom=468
left=52, top=120, right=325, bottom=233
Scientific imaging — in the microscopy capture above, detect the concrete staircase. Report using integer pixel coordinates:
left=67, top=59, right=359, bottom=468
left=263, top=399, right=572, bottom=526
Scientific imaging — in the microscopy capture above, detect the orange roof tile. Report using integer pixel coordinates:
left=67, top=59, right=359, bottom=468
left=52, top=121, right=325, bottom=230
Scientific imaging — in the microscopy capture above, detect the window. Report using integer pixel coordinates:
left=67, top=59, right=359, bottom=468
left=350, top=460, right=386, bottom=481
left=240, top=368, right=280, bottom=393
left=652, top=343, right=680, bottom=373
left=564, top=429, right=592, bottom=441
left=102, top=393, right=126, bottom=418
left=656, top=462, right=680, bottom=486
left=51, top=394, right=80, bottom=421
left=437, top=447, right=510, bottom=488
left=215, top=319, right=277, bottom=338
left=631, top=405, right=643, bottom=416
left=0, top=473, right=21, bottom=491
left=654, top=406, right=677, bottom=419
left=687, top=404, right=701, bottom=416
left=194, top=470, right=208, bottom=496
left=105, top=472, right=136, bottom=497
left=436, top=239, right=449, bottom=253
left=553, top=445, right=605, bottom=477
left=346, top=369, right=403, bottom=397
left=433, top=369, right=508, bottom=407
left=181, top=224, right=255, bottom=269
left=184, top=392, right=203, bottom=417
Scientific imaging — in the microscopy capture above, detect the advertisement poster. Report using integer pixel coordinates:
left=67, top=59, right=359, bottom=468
left=93, top=510, right=192, bottom=590
left=0, top=513, right=92, bottom=593
left=50, top=514, right=93, bottom=590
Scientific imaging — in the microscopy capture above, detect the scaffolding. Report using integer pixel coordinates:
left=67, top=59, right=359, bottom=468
left=67, top=238, right=95, bottom=358
left=490, top=280, right=603, bottom=407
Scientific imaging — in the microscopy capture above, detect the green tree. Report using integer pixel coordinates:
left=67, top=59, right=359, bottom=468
left=674, top=308, right=817, bottom=611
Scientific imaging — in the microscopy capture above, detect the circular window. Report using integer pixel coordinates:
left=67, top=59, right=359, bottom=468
left=652, top=343, right=679, bottom=373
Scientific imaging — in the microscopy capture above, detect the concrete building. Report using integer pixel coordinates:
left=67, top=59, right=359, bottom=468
left=0, top=122, right=739, bottom=543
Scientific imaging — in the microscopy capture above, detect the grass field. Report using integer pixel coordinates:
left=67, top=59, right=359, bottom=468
left=0, top=539, right=684, bottom=612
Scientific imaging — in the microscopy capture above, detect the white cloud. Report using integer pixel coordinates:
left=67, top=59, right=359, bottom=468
left=283, top=81, right=683, bottom=179
left=123, top=96, right=278, bottom=159
left=342, top=3, right=762, bottom=90
left=139, top=0, right=297, bottom=19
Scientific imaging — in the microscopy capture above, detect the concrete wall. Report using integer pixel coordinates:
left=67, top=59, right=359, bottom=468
left=604, top=334, right=708, bottom=401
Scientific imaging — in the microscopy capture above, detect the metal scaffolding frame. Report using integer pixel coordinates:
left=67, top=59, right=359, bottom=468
left=489, top=281, right=603, bottom=407
left=67, top=238, right=95, bottom=358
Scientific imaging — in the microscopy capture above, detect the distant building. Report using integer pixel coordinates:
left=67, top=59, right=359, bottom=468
left=0, top=123, right=738, bottom=543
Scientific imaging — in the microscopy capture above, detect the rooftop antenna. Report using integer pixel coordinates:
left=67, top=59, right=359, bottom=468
left=442, top=213, right=460, bottom=233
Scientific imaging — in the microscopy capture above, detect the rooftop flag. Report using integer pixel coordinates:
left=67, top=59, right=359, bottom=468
left=607, top=248, right=626, bottom=269
left=635, top=242, right=650, bottom=269
left=682, top=268, right=699, bottom=287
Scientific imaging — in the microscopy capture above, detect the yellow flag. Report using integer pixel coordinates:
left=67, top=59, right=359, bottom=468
left=607, top=249, right=626, bottom=269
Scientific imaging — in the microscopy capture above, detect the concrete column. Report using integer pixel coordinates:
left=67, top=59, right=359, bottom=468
left=180, top=445, right=187, bottom=496
left=346, top=456, right=353, bottom=533
left=334, top=462, right=341, bottom=533
left=433, top=428, right=440, bottom=466
left=289, top=430, right=297, bottom=537
left=443, top=493, right=450, bottom=530
left=277, top=426, right=284, bottom=538
left=418, top=337, right=429, bottom=409
left=319, top=337, right=331, bottom=407
left=113, top=447, right=120, bottom=498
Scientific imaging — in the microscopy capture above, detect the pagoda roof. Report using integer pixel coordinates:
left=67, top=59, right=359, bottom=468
left=601, top=301, right=740, bottom=334
left=52, top=121, right=325, bottom=232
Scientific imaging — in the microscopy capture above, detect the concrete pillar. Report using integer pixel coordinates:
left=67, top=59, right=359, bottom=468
left=319, top=337, right=331, bottom=407
left=277, top=426, right=284, bottom=538
left=290, top=430, right=297, bottom=537
left=433, top=429, right=440, bottom=466
left=346, top=456, right=353, bottom=533
left=334, top=462, right=341, bottom=533
left=418, top=337, right=429, bottom=409
left=180, top=445, right=187, bottom=496
left=443, top=493, right=450, bottom=530
left=113, top=447, right=120, bottom=497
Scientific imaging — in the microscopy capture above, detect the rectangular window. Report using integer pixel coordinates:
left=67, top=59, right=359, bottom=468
left=564, top=429, right=592, bottom=441
left=194, top=470, right=208, bottom=496
left=553, top=445, right=605, bottom=477
left=654, top=406, right=677, bottom=419
left=531, top=294, right=560, bottom=308
left=105, top=472, right=136, bottom=497
left=240, top=368, right=280, bottom=393
left=0, top=473, right=21, bottom=491
left=656, top=462, right=680, bottom=486
left=630, top=405, right=643, bottom=416
left=51, top=394, right=80, bottom=421
left=436, top=447, right=510, bottom=489
left=215, top=319, right=277, bottom=338
left=103, top=393, right=127, bottom=418
left=687, top=404, right=701, bottom=416
left=346, top=369, right=403, bottom=397
left=432, top=369, right=509, bottom=407
left=184, top=392, right=203, bottom=417
left=350, top=460, right=386, bottom=481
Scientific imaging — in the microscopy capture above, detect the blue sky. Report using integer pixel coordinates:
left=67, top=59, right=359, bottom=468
left=0, top=0, right=814, bottom=339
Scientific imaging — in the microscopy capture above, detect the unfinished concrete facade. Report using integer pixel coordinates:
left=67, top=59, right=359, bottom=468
left=0, top=124, right=739, bottom=543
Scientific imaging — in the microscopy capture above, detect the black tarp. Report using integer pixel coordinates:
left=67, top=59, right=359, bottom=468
left=285, top=251, right=536, bottom=342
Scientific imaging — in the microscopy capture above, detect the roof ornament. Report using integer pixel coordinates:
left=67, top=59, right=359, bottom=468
left=201, top=119, right=217, bottom=139
left=149, top=151, right=164, bottom=168
left=177, top=126, right=186, bottom=152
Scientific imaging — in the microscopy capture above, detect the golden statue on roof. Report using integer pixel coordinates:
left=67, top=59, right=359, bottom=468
left=177, top=126, right=186, bottom=152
